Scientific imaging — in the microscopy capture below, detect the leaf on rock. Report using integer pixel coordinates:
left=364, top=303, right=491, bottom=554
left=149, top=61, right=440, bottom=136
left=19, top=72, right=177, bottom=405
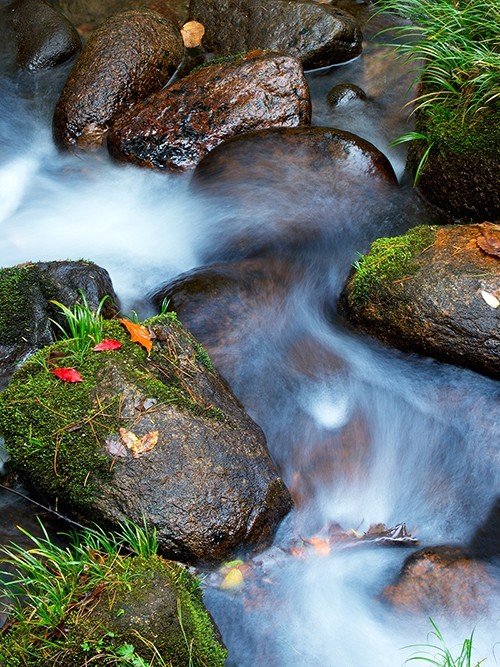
left=477, top=226, right=500, bottom=257
left=119, top=427, right=158, bottom=458
left=52, top=367, right=83, bottom=383
left=105, top=435, right=128, bottom=458
left=181, top=20, right=205, bottom=48
left=93, top=339, right=122, bottom=351
left=480, top=290, right=500, bottom=309
left=120, top=318, right=152, bottom=353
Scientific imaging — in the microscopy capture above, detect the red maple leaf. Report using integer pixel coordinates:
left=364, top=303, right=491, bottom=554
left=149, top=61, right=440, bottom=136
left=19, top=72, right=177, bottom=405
left=52, top=367, right=83, bottom=382
left=93, top=339, right=122, bottom=352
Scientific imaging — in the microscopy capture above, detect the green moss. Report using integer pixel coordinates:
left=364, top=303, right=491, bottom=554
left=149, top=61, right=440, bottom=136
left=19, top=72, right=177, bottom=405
left=352, top=226, right=436, bottom=304
left=0, top=264, right=42, bottom=346
left=418, top=103, right=500, bottom=157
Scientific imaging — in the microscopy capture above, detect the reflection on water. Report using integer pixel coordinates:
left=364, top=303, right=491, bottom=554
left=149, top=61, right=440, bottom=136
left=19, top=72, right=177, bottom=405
left=0, top=2, right=498, bottom=665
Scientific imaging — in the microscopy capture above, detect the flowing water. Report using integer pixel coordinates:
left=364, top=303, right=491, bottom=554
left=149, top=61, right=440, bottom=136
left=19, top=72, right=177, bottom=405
left=0, top=2, right=499, bottom=665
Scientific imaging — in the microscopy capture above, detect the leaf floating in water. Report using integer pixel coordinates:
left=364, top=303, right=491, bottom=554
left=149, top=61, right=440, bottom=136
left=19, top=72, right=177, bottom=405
left=480, top=290, right=500, bottom=309
left=220, top=567, right=244, bottom=591
left=120, top=319, right=153, bottom=353
left=52, top=367, right=83, bottom=383
left=477, top=225, right=500, bottom=258
left=93, top=339, right=122, bottom=351
left=119, top=427, right=158, bottom=458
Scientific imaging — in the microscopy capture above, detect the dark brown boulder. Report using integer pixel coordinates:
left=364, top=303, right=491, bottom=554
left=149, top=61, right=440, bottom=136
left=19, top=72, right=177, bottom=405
left=107, top=51, right=311, bottom=171
left=191, top=126, right=397, bottom=259
left=47, top=0, right=189, bottom=34
left=7, top=0, right=81, bottom=70
left=338, top=223, right=500, bottom=378
left=0, top=315, right=292, bottom=562
left=382, top=546, right=498, bottom=616
left=189, top=0, right=362, bottom=70
left=52, top=9, right=183, bottom=150
left=327, top=82, right=367, bottom=108
left=0, top=260, right=118, bottom=389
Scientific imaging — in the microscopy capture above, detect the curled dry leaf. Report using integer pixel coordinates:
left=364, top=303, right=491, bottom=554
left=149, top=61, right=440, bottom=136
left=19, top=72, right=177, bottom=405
left=119, top=427, right=158, bottom=458
left=120, top=318, right=153, bottom=353
left=52, top=367, right=83, bottom=383
left=105, top=435, right=128, bottom=458
left=181, top=21, right=205, bottom=48
left=477, top=225, right=500, bottom=258
left=93, top=339, right=122, bottom=351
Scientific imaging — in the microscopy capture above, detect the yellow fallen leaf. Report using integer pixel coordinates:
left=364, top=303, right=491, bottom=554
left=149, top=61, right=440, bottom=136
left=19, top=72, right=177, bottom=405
left=181, top=21, right=205, bottom=48
left=220, top=567, right=244, bottom=591
left=480, top=290, right=499, bottom=309
left=119, top=428, right=158, bottom=458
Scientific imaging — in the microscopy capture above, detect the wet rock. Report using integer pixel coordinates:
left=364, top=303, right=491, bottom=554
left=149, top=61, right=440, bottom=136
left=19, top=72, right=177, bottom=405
left=107, top=51, right=311, bottom=171
left=189, top=0, right=362, bottom=70
left=0, top=315, right=292, bottom=563
left=191, top=126, right=397, bottom=259
left=7, top=0, right=81, bottom=70
left=338, top=223, right=500, bottom=378
left=408, top=139, right=500, bottom=222
left=53, top=9, right=183, bottom=150
left=0, top=260, right=118, bottom=389
left=382, top=546, right=498, bottom=616
left=47, top=0, right=189, bottom=34
left=327, top=82, right=367, bottom=108
left=469, top=497, right=500, bottom=559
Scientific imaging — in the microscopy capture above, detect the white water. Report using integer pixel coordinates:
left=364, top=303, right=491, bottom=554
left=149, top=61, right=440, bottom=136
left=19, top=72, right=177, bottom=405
left=1, top=4, right=499, bottom=665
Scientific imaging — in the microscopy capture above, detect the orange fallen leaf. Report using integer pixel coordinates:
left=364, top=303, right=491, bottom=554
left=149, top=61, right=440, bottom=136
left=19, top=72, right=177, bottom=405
left=181, top=20, right=205, bottom=48
left=477, top=226, right=500, bottom=258
left=119, top=427, right=158, bottom=458
left=120, top=319, right=152, bottom=353
left=308, top=537, right=331, bottom=556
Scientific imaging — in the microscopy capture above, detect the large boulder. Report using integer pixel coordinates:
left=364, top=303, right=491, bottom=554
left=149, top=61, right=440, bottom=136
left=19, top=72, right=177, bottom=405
left=382, top=546, right=498, bottom=617
left=7, top=0, right=81, bottom=70
left=53, top=9, right=183, bottom=150
left=107, top=51, right=311, bottom=171
left=0, top=260, right=118, bottom=389
left=338, top=223, right=500, bottom=378
left=191, top=126, right=397, bottom=259
left=47, top=0, right=189, bottom=34
left=189, top=0, right=362, bottom=70
left=0, top=315, right=292, bottom=562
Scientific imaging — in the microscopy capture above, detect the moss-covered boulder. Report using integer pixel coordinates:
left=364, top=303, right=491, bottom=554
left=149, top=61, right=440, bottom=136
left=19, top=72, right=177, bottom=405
left=0, top=260, right=118, bottom=389
left=0, top=550, right=226, bottom=667
left=0, top=314, right=292, bottom=562
left=338, top=223, right=500, bottom=377
left=407, top=106, right=500, bottom=221
left=52, top=9, right=183, bottom=150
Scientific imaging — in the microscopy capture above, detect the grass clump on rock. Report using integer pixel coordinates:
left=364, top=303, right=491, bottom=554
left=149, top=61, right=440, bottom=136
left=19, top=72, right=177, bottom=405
left=0, top=520, right=227, bottom=667
left=352, top=225, right=436, bottom=304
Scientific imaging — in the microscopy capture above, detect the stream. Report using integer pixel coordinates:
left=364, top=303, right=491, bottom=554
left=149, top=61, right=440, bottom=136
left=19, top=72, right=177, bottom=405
left=0, top=2, right=499, bottom=665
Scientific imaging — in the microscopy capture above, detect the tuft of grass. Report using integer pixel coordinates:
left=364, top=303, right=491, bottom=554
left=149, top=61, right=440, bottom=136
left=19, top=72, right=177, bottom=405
left=403, top=618, right=485, bottom=666
left=50, top=289, right=109, bottom=359
left=374, top=0, right=500, bottom=122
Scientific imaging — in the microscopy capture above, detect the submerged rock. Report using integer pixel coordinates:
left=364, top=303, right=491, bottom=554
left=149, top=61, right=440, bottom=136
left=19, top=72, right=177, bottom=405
left=7, top=0, right=81, bottom=70
left=327, top=82, right=367, bottom=108
left=107, top=51, right=311, bottom=171
left=382, top=546, right=498, bottom=617
left=338, top=223, right=500, bottom=378
left=0, top=315, right=292, bottom=562
left=53, top=9, right=183, bottom=150
left=0, top=260, right=118, bottom=389
left=191, top=126, right=397, bottom=259
left=189, top=0, right=362, bottom=69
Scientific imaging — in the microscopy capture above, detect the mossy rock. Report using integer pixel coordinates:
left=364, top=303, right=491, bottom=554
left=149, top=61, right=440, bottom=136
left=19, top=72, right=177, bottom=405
left=0, top=315, right=292, bottom=562
left=0, top=554, right=227, bottom=667
left=407, top=105, right=500, bottom=221
left=338, top=223, right=500, bottom=377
